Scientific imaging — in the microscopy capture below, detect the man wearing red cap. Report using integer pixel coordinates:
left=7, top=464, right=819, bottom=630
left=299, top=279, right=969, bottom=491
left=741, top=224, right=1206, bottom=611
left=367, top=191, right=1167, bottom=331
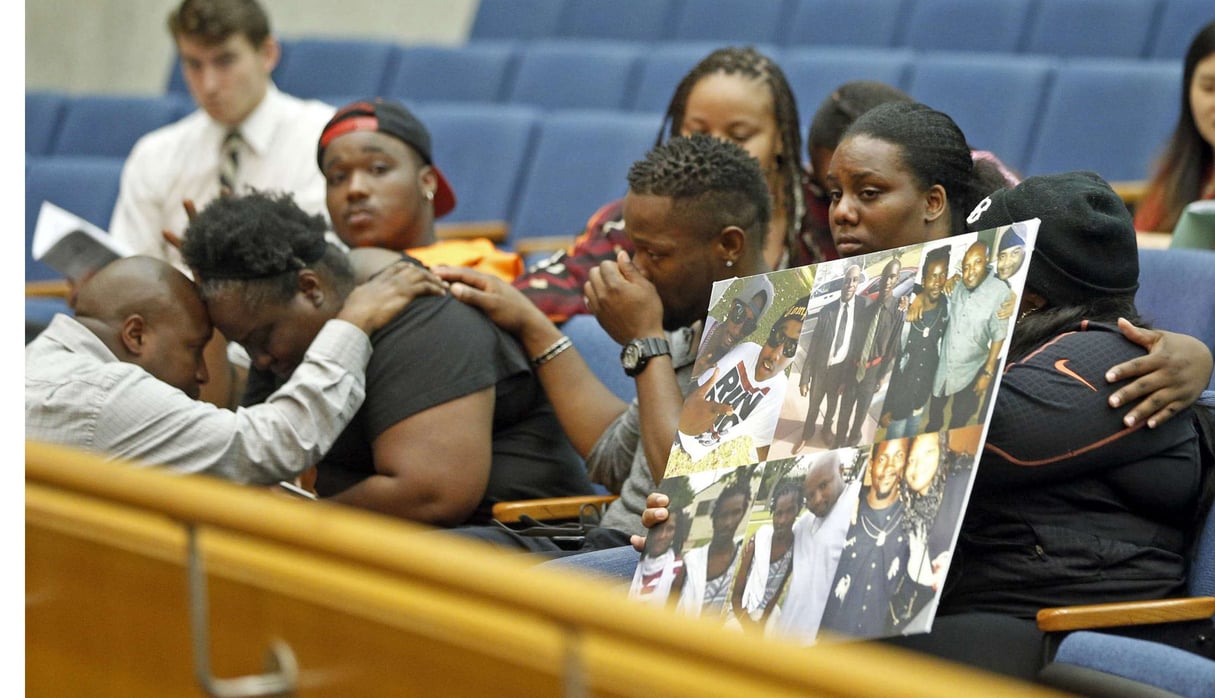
left=317, top=98, right=521, bottom=282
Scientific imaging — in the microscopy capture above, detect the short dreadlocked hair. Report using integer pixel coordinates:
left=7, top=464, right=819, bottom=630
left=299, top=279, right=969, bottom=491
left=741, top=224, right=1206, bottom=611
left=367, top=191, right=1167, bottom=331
left=769, top=478, right=805, bottom=514
left=168, top=0, right=270, bottom=47
left=712, top=471, right=754, bottom=519
left=181, top=191, right=354, bottom=308
left=627, top=134, right=771, bottom=252
left=659, top=46, right=805, bottom=256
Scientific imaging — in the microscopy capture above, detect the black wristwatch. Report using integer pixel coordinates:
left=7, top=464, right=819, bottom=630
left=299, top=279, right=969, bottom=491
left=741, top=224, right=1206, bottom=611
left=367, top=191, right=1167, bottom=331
left=620, top=337, right=671, bottom=377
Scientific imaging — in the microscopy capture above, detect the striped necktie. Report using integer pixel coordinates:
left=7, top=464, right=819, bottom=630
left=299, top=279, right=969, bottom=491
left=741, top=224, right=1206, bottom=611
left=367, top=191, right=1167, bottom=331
left=219, top=130, right=242, bottom=193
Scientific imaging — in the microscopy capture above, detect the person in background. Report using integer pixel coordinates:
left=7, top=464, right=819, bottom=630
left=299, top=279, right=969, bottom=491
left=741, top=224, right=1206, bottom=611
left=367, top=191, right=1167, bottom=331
left=110, top=0, right=334, bottom=264
left=514, top=46, right=834, bottom=324
left=1134, top=20, right=1215, bottom=233
left=317, top=98, right=521, bottom=281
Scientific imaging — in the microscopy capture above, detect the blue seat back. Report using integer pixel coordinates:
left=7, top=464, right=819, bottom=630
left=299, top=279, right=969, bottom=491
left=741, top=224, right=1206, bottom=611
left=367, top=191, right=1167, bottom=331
left=1136, top=248, right=1215, bottom=392
left=388, top=42, right=519, bottom=104
left=469, top=0, right=565, bottom=40
left=1023, top=59, right=1180, bottom=182
left=510, top=110, right=662, bottom=243
left=508, top=40, right=642, bottom=111
left=411, top=103, right=540, bottom=225
left=782, top=48, right=913, bottom=134
left=669, top=0, right=789, bottom=44
left=25, top=156, right=126, bottom=282
left=1148, top=0, right=1214, bottom=59
left=26, top=91, right=67, bottom=156
left=556, top=0, right=680, bottom=41
left=782, top=0, right=908, bottom=48
left=905, top=52, right=1053, bottom=173
left=900, top=0, right=1032, bottom=53
left=563, top=315, right=635, bottom=402
left=51, top=95, right=186, bottom=158
left=1023, top=0, right=1163, bottom=58
left=274, top=38, right=399, bottom=100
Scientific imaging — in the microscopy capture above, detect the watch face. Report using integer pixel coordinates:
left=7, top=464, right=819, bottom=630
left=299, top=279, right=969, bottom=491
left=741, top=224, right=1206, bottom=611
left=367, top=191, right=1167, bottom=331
left=622, top=343, right=640, bottom=369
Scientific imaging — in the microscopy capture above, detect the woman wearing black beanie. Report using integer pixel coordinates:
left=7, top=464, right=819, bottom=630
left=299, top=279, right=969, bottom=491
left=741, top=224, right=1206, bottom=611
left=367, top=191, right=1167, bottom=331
left=886, top=171, right=1213, bottom=679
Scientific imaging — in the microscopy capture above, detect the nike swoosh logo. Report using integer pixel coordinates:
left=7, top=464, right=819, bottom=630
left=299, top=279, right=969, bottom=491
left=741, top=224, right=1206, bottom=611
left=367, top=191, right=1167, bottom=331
left=1055, top=359, right=1096, bottom=391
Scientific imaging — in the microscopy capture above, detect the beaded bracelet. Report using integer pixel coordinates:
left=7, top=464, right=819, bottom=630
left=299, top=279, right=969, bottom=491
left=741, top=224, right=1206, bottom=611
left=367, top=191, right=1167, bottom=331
left=530, top=335, right=573, bottom=367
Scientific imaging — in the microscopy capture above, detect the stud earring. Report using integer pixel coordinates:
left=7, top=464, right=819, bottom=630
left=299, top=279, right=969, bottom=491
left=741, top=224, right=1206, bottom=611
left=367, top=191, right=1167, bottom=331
left=426, top=190, right=435, bottom=203
left=725, top=260, right=735, bottom=268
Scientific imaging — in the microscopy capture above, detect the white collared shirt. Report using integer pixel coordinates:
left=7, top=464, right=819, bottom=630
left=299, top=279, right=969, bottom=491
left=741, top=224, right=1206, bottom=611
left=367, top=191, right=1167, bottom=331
left=26, top=314, right=371, bottom=484
left=827, top=296, right=857, bottom=366
left=109, top=85, right=336, bottom=267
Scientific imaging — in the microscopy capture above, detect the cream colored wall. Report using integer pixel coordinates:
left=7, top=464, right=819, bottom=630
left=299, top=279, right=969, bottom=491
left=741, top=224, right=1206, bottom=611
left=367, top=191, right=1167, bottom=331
left=25, top=0, right=477, bottom=94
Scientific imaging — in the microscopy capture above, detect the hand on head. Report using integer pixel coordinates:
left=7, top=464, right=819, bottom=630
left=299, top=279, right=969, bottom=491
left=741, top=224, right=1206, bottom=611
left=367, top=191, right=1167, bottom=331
left=584, top=250, right=664, bottom=345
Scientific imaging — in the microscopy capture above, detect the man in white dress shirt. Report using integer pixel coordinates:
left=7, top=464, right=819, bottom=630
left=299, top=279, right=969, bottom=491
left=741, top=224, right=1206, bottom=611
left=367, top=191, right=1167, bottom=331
left=769, top=450, right=860, bottom=643
left=109, top=0, right=335, bottom=265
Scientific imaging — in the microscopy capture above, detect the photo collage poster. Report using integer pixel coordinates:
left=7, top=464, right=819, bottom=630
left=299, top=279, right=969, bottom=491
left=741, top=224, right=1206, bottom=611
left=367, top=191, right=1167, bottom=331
left=630, top=220, right=1040, bottom=645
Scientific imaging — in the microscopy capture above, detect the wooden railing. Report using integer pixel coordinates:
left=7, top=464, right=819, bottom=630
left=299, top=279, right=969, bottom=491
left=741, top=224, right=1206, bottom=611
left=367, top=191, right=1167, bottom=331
left=26, top=441, right=1067, bottom=697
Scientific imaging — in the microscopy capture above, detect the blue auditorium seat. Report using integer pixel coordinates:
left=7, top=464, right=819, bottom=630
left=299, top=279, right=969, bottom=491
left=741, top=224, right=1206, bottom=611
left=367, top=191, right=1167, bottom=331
left=905, top=52, right=1053, bottom=173
left=1148, top=0, right=1214, bottom=59
left=669, top=0, right=790, bottom=44
left=468, top=0, right=565, bottom=40
left=1022, top=0, right=1163, bottom=59
left=273, top=38, right=398, bottom=101
left=25, top=156, right=126, bottom=282
left=25, top=156, right=126, bottom=342
left=781, top=47, right=913, bottom=133
left=507, top=40, right=643, bottom=111
left=781, top=0, right=908, bottom=48
left=410, top=103, right=541, bottom=225
left=51, top=95, right=186, bottom=158
left=555, top=0, right=680, bottom=42
left=509, top=110, right=662, bottom=244
left=899, top=0, right=1032, bottom=53
left=1022, top=59, right=1180, bottom=183
left=387, top=42, right=519, bottom=104
left=562, top=315, right=635, bottom=402
left=26, top=91, right=67, bottom=156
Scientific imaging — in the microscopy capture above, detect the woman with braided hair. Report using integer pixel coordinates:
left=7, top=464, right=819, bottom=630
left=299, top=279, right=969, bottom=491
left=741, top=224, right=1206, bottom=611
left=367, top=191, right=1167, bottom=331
left=514, top=45, right=835, bottom=323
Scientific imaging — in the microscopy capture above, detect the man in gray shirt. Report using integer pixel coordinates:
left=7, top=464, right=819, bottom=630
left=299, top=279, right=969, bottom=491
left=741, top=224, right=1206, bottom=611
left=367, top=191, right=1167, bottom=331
left=437, top=135, right=774, bottom=544
left=925, top=241, right=1009, bottom=432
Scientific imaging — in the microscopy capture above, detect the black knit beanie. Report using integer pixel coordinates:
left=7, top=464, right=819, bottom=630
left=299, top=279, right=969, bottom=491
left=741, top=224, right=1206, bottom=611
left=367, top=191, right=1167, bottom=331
left=966, top=171, right=1138, bottom=305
